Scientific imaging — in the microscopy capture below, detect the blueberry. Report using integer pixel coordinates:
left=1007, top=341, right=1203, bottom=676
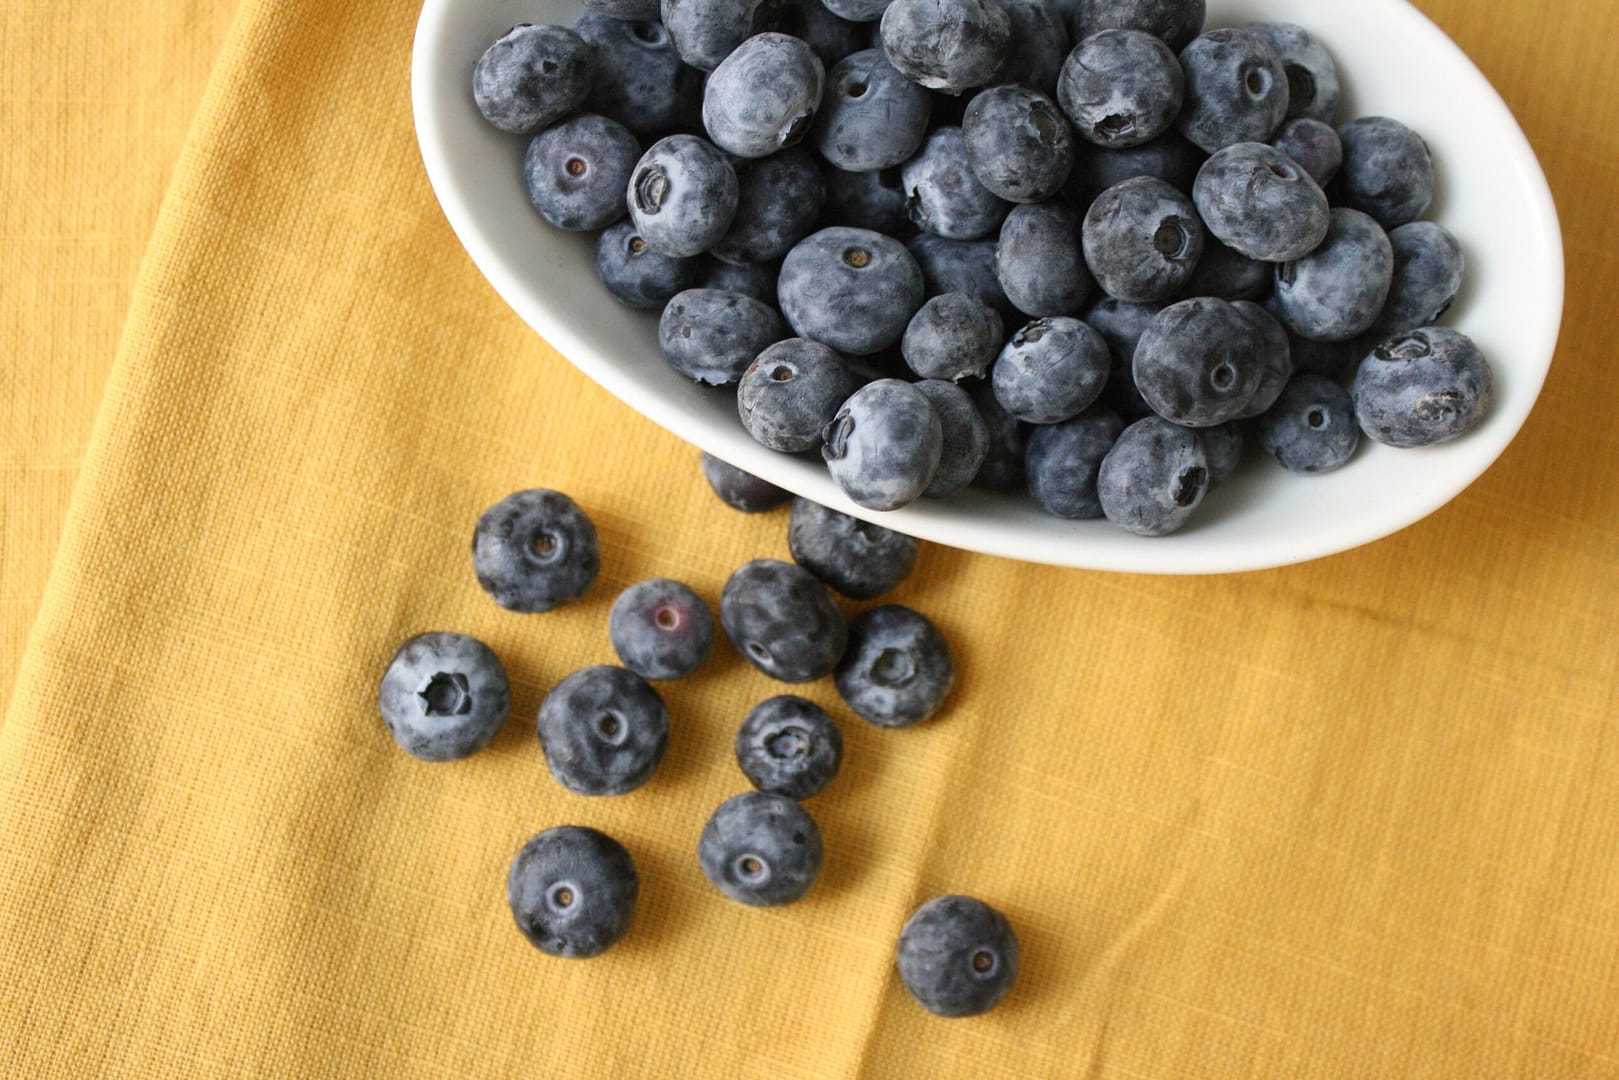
left=700, top=257, right=782, bottom=303
left=1097, top=415, right=1208, bottom=535
left=1272, top=208, right=1393, bottom=342
left=836, top=604, right=954, bottom=726
left=473, top=24, right=595, bottom=135
left=378, top=632, right=510, bottom=762
left=1243, top=22, right=1339, bottom=123
left=902, top=292, right=1005, bottom=382
left=822, top=378, right=943, bottom=510
left=776, top=0, right=869, bottom=66
left=722, top=558, right=848, bottom=681
left=739, top=338, right=860, bottom=451
left=908, top=234, right=1014, bottom=316
left=821, top=0, right=892, bottom=21
left=1064, top=0, right=1204, bottom=51
left=1062, top=130, right=1205, bottom=210
left=574, top=14, right=704, bottom=136
left=814, top=49, right=933, bottom=171
left=824, top=166, right=910, bottom=234
left=537, top=665, right=669, bottom=795
left=1025, top=404, right=1125, bottom=518
left=1333, top=117, right=1435, bottom=230
left=902, top=127, right=1012, bottom=240
left=1132, top=297, right=1263, bottom=426
left=585, top=0, right=661, bottom=18
left=703, top=33, right=825, bottom=159
left=659, top=288, right=786, bottom=385
left=508, top=826, right=638, bottom=958
left=965, top=376, right=1028, bottom=490
left=994, top=202, right=1092, bottom=318
left=1352, top=327, right=1492, bottom=448
left=1230, top=299, right=1292, bottom=420
left=1084, top=295, right=1161, bottom=419
left=1368, top=222, right=1465, bottom=339
left=1199, top=421, right=1244, bottom=486
left=628, top=135, right=740, bottom=257
left=609, top=578, right=715, bottom=681
left=1270, top=117, right=1341, bottom=188
left=524, top=114, right=640, bottom=232
left=701, top=451, right=793, bottom=512
left=788, top=496, right=919, bottom=598
left=1082, top=176, right=1204, bottom=303
left=1288, top=333, right=1367, bottom=381
left=698, top=791, right=824, bottom=905
left=995, top=0, right=1071, bottom=96
left=992, top=316, right=1110, bottom=423
left=1059, top=29, right=1184, bottom=149
left=596, top=221, right=704, bottom=309
left=712, top=148, right=826, bottom=265
left=915, top=380, right=991, bottom=496
left=1192, top=142, right=1329, bottom=262
left=880, top=0, right=1010, bottom=94
left=962, top=86, right=1075, bottom=203
left=780, top=227, right=925, bottom=354
left=1182, top=239, right=1270, bottom=301
left=473, top=489, right=599, bottom=613
left=1176, top=28, right=1287, bottom=154
left=736, top=696, right=844, bottom=799
left=1256, top=373, right=1358, bottom=473
left=897, top=895, right=1020, bottom=1017
left=661, top=0, right=786, bottom=71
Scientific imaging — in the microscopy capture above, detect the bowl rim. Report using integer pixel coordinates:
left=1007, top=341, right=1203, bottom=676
left=411, top=0, right=1564, bottom=575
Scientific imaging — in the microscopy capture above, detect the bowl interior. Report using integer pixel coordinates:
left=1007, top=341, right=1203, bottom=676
left=411, top=0, right=1562, bottom=573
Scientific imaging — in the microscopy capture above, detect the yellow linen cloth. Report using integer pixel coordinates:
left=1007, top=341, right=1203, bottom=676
left=2, top=0, right=1617, bottom=1075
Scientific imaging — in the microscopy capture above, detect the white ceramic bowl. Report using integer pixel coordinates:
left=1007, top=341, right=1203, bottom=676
left=411, top=0, right=1562, bottom=573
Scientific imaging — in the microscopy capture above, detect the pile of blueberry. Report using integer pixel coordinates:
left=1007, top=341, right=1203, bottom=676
left=379, top=470, right=1015, bottom=1017
left=471, top=0, right=1490, bottom=536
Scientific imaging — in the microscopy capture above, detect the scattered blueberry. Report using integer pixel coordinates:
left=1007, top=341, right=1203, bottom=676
left=473, top=489, right=600, bottom=613
left=814, top=49, right=934, bottom=171
left=1176, top=28, right=1288, bottom=153
left=698, top=791, right=824, bottom=905
left=1368, top=222, right=1465, bottom=339
left=1256, top=373, right=1359, bottom=473
left=994, top=201, right=1092, bottom=318
left=1065, top=0, right=1205, bottom=52
left=1131, top=297, right=1264, bottom=426
left=659, top=288, right=787, bottom=385
left=473, top=24, right=595, bottom=135
left=1351, top=327, right=1492, bottom=448
left=736, top=696, right=844, bottom=799
left=897, top=895, right=1020, bottom=1017
left=609, top=578, right=716, bottom=681
left=1059, top=29, right=1184, bottom=149
left=903, top=127, right=1013, bottom=240
left=712, top=148, right=826, bottom=265
left=788, top=496, right=919, bottom=598
left=1191, top=142, right=1329, bottom=262
left=628, top=135, right=740, bottom=257
left=1199, top=421, right=1244, bottom=486
left=908, top=234, right=1015, bottom=316
left=701, top=451, right=793, bottom=512
left=1333, top=117, right=1435, bottom=230
left=836, top=604, right=954, bottom=727
left=739, top=338, right=859, bottom=452
left=1082, top=176, right=1205, bottom=303
left=822, top=378, right=943, bottom=510
left=823, top=166, right=911, bottom=234
left=780, top=227, right=925, bottom=354
left=1243, top=22, right=1339, bottom=123
left=661, top=0, right=786, bottom=71
left=537, top=665, right=670, bottom=796
left=966, top=376, right=1028, bottom=490
left=1025, top=404, right=1126, bottom=518
left=596, top=220, right=703, bottom=309
left=1096, top=414, right=1208, bottom=535
left=508, top=826, right=638, bottom=958
left=574, top=14, right=704, bottom=136
left=993, top=315, right=1111, bottom=424
left=1272, top=208, right=1393, bottom=342
left=721, top=558, right=848, bottom=682
left=378, top=632, right=510, bottom=762
left=962, top=86, right=1076, bottom=203
left=880, top=0, right=1010, bottom=94
left=915, top=379, right=990, bottom=496
left=1270, top=117, right=1341, bottom=188
left=703, top=33, right=826, bottom=159
left=902, top=292, right=1005, bottom=382
left=524, top=114, right=641, bottom=232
